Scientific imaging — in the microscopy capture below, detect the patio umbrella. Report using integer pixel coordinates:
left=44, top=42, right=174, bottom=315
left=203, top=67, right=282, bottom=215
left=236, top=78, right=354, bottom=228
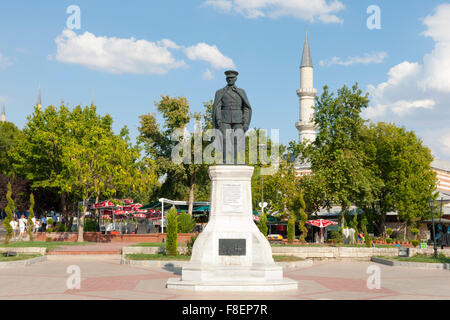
left=306, top=219, right=337, bottom=243
left=306, top=219, right=338, bottom=228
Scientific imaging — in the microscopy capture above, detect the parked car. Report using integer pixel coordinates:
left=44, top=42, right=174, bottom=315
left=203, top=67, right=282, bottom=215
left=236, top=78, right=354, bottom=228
left=267, top=234, right=283, bottom=240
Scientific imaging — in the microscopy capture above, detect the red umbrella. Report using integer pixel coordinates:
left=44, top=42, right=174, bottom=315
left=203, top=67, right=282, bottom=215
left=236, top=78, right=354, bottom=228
left=133, top=213, right=146, bottom=218
left=306, top=219, right=338, bottom=228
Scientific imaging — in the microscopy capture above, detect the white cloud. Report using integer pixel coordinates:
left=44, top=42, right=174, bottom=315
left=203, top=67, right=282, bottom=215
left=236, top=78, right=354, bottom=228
left=53, top=30, right=236, bottom=76
left=202, top=69, right=214, bottom=80
left=319, top=52, right=387, bottom=67
left=363, top=4, right=450, bottom=161
left=204, top=0, right=344, bottom=23
left=0, top=52, right=13, bottom=68
left=184, top=43, right=235, bottom=69
left=54, top=29, right=186, bottom=74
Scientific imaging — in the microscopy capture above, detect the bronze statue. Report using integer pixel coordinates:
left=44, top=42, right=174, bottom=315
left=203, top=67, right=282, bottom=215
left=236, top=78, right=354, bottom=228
left=212, top=70, right=252, bottom=164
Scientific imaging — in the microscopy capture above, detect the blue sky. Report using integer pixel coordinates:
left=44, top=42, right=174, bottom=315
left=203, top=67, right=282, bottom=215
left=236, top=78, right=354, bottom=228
left=1, top=0, right=450, bottom=161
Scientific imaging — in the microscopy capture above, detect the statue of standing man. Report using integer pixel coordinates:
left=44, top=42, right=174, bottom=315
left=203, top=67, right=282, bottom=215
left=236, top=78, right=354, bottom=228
left=212, top=70, right=252, bottom=164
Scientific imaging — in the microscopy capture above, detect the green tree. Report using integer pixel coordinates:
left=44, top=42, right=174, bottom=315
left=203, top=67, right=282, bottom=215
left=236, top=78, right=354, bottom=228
left=166, top=206, right=178, bottom=256
left=64, top=106, right=138, bottom=242
left=27, top=193, right=35, bottom=241
left=307, top=84, right=381, bottom=232
left=287, top=213, right=296, bottom=243
left=178, top=211, right=196, bottom=233
left=3, top=182, right=15, bottom=244
left=138, top=96, right=210, bottom=215
left=298, top=193, right=308, bottom=242
left=258, top=213, right=268, bottom=237
left=360, top=122, right=436, bottom=237
left=0, top=122, right=22, bottom=175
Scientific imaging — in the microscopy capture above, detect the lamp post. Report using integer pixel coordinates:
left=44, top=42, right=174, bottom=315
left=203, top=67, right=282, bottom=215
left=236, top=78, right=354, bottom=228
left=429, top=197, right=438, bottom=259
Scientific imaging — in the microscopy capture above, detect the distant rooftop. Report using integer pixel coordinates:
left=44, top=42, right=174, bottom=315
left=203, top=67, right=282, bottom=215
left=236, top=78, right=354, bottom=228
left=432, top=158, right=450, bottom=172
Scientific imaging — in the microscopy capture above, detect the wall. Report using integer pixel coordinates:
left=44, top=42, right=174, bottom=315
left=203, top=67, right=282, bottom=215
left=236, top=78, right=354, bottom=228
left=34, top=232, right=196, bottom=243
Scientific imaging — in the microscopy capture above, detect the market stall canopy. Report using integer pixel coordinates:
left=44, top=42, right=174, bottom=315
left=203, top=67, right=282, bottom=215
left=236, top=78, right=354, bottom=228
left=306, top=219, right=338, bottom=228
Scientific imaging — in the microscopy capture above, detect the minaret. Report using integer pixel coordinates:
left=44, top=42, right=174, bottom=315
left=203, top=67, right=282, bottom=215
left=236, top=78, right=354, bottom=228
left=36, top=83, right=42, bottom=110
left=295, top=31, right=317, bottom=144
left=1, top=103, right=5, bottom=123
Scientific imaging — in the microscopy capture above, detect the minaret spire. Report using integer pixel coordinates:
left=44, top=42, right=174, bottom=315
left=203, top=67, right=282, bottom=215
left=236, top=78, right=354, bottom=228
left=37, top=83, right=42, bottom=110
left=296, top=30, right=317, bottom=144
left=300, top=30, right=313, bottom=68
left=1, top=102, right=5, bottom=123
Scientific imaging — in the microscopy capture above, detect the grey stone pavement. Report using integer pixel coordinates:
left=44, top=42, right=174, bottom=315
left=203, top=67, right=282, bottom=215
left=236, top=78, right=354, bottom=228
left=0, top=255, right=449, bottom=300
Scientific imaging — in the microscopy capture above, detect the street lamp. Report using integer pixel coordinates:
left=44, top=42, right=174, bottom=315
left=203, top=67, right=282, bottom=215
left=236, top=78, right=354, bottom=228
left=428, top=197, right=438, bottom=259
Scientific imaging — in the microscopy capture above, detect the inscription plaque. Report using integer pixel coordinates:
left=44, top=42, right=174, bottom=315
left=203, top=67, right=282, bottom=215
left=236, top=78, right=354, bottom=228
left=222, top=184, right=243, bottom=212
left=219, top=239, right=246, bottom=256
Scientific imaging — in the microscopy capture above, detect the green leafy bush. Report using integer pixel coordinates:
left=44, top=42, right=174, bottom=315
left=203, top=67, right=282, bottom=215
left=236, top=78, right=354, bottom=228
left=83, top=218, right=98, bottom=232
left=46, top=227, right=53, bottom=233
left=47, top=218, right=54, bottom=226
left=258, top=213, right=268, bottom=237
left=386, top=238, right=393, bottom=244
left=386, top=228, right=393, bottom=237
left=287, top=214, right=295, bottom=244
left=186, top=233, right=198, bottom=256
left=410, top=228, right=419, bottom=239
left=166, top=207, right=178, bottom=256
left=330, top=229, right=343, bottom=243
left=411, top=240, right=420, bottom=247
left=177, top=212, right=196, bottom=233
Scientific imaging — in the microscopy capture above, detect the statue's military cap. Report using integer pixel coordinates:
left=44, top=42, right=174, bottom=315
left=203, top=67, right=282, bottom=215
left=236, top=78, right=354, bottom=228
left=224, top=70, right=239, bottom=78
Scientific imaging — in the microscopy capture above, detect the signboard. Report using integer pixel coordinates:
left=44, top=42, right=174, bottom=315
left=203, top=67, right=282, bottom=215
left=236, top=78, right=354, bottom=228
left=420, top=242, right=427, bottom=249
left=219, top=239, right=246, bottom=256
left=222, top=184, right=243, bottom=212
left=398, top=248, right=410, bottom=257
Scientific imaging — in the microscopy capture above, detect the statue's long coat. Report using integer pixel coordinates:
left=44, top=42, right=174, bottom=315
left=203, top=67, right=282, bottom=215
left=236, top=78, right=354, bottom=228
left=212, top=86, right=252, bottom=130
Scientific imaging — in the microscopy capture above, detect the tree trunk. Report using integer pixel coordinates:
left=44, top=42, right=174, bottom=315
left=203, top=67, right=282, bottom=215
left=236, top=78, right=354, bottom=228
left=77, top=199, right=88, bottom=242
left=404, top=222, right=407, bottom=241
left=188, top=175, right=195, bottom=216
left=340, top=205, right=346, bottom=233
left=61, top=192, right=67, bottom=226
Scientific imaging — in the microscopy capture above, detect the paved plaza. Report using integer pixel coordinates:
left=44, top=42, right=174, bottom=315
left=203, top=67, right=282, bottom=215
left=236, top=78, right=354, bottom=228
left=0, top=255, right=449, bottom=300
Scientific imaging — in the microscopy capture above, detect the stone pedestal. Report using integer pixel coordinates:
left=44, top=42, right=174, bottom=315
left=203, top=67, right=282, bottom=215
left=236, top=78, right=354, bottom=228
left=166, top=165, right=298, bottom=292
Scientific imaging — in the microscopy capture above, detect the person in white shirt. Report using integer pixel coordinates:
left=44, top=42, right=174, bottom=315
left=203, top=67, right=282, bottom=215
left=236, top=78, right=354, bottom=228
left=19, top=214, right=27, bottom=238
left=10, top=218, right=18, bottom=238
left=31, top=216, right=36, bottom=233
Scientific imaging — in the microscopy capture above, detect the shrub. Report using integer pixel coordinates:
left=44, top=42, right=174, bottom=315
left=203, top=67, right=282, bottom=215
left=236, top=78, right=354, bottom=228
left=330, top=229, right=343, bottom=243
left=47, top=218, right=54, bottom=226
left=83, top=218, right=98, bottom=232
left=46, top=227, right=53, bottom=233
left=258, top=213, right=268, bottom=237
left=166, top=207, right=178, bottom=256
left=411, top=240, right=420, bottom=247
left=364, top=231, right=371, bottom=247
left=186, top=233, right=198, bottom=256
left=386, top=228, right=393, bottom=237
left=177, top=212, right=196, bottom=233
left=56, top=223, right=68, bottom=232
left=287, top=214, right=296, bottom=244
left=410, top=228, right=419, bottom=239
left=45, top=237, right=52, bottom=242
left=386, top=238, right=393, bottom=244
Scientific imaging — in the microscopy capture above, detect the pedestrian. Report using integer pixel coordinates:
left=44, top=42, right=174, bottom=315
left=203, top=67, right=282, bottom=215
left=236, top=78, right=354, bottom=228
left=41, top=216, right=47, bottom=232
left=19, top=214, right=28, bottom=239
left=31, top=215, right=36, bottom=233
left=10, top=218, right=18, bottom=239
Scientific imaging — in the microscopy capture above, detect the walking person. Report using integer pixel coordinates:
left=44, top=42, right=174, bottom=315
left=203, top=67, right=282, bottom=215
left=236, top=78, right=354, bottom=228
left=10, top=218, right=18, bottom=239
left=19, top=214, right=27, bottom=239
left=41, top=216, right=47, bottom=232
